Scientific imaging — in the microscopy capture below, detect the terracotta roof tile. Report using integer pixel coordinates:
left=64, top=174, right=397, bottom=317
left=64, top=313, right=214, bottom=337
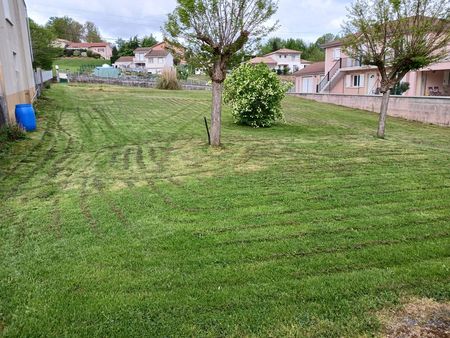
left=249, top=56, right=277, bottom=65
left=68, top=42, right=109, bottom=48
left=293, top=61, right=325, bottom=76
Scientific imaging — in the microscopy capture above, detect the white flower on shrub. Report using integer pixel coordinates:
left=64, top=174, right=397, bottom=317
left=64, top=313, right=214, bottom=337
left=224, top=64, right=292, bottom=128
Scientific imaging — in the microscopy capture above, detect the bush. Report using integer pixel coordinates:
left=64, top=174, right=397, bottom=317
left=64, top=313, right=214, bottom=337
left=64, top=49, right=74, bottom=57
left=157, top=68, right=181, bottom=90
left=224, top=63, right=292, bottom=128
left=176, top=65, right=189, bottom=80
left=73, top=50, right=81, bottom=57
left=390, top=82, right=410, bottom=95
left=0, top=124, right=27, bottom=143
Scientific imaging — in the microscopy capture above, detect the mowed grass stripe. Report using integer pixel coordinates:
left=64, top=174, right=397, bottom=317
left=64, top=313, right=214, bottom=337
left=0, top=84, right=449, bottom=337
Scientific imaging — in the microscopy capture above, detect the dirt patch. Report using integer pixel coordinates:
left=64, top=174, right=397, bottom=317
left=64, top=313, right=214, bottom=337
left=380, top=298, right=450, bottom=338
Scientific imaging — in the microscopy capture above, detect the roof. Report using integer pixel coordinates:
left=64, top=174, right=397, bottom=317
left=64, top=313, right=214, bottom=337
left=68, top=42, right=109, bottom=48
left=293, top=61, right=325, bottom=76
left=249, top=56, right=277, bottom=65
left=115, top=56, right=134, bottom=63
left=266, top=48, right=302, bottom=55
left=145, top=49, right=170, bottom=57
left=320, top=40, right=343, bottom=48
left=134, top=47, right=152, bottom=53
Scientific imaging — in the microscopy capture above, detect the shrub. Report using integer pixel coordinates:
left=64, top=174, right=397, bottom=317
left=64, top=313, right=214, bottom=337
left=64, top=49, right=74, bottom=57
left=176, top=65, right=189, bottom=80
left=391, top=82, right=410, bottom=95
left=157, top=68, right=181, bottom=90
left=73, top=50, right=81, bottom=57
left=0, top=124, right=27, bottom=144
left=224, top=63, right=292, bottom=128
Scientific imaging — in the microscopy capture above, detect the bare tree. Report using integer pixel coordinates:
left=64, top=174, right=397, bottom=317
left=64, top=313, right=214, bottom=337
left=163, top=0, right=278, bottom=146
left=342, top=0, right=450, bottom=138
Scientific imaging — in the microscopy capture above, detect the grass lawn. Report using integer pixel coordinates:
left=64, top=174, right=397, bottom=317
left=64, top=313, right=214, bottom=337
left=0, top=84, right=449, bottom=337
left=54, top=57, right=109, bottom=73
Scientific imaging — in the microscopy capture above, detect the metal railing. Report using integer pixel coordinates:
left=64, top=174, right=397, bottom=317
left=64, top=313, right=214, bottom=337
left=316, top=57, right=362, bottom=93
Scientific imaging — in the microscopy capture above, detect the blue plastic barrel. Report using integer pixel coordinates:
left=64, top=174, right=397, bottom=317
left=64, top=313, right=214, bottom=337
left=15, top=104, right=37, bottom=131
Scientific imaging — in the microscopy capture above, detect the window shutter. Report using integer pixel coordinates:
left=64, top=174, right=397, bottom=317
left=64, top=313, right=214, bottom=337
left=359, top=74, right=365, bottom=87
left=345, top=75, right=351, bottom=88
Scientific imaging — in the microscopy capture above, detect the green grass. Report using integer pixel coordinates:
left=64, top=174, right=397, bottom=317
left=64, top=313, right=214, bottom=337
left=1, top=84, right=449, bottom=337
left=54, top=57, right=109, bottom=73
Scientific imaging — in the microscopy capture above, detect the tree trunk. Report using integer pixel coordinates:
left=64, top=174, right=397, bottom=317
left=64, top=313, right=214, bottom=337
left=210, top=80, right=223, bottom=146
left=377, top=90, right=390, bottom=138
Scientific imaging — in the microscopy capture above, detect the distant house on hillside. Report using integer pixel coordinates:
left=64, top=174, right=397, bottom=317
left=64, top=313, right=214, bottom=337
left=52, top=38, right=71, bottom=49
left=249, top=56, right=278, bottom=71
left=249, top=49, right=305, bottom=74
left=0, top=0, right=35, bottom=125
left=114, top=42, right=175, bottom=74
left=67, top=42, right=113, bottom=60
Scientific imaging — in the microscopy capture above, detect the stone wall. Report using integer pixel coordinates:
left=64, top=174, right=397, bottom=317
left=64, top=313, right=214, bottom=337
left=292, top=93, right=450, bottom=126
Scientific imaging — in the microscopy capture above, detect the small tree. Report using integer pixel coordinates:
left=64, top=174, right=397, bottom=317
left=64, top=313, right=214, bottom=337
left=224, top=63, right=291, bottom=127
left=343, top=0, right=450, bottom=138
left=164, top=0, right=278, bottom=146
left=84, top=21, right=102, bottom=43
left=29, top=19, right=59, bottom=70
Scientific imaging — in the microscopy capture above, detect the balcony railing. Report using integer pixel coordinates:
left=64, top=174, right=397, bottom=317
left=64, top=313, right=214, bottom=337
left=316, top=57, right=363, bottom=92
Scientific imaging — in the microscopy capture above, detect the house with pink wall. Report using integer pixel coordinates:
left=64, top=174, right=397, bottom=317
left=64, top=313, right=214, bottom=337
left=295, top=39, right=450, bottom=96
left=293, top=62, right=325, bottom=93
left=67, top=42, right=113, bottom=60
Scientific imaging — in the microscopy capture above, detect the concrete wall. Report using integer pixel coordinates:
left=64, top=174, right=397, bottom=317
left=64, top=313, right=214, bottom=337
left=292, top=93, right=450, bottom=126
left=0, top=0, right=35, bottom=123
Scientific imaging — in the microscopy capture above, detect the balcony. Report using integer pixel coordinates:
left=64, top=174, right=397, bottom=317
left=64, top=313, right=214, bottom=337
left=341, top=58, right=362, bottom=68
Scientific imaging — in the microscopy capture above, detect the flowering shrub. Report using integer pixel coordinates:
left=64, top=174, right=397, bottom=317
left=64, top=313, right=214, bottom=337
left=224, top=63, right=292, bottom=127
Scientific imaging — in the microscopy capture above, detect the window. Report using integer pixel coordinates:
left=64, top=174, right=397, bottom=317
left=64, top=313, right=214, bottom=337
left=158, top=58, right=164, bottom=64
left=138, top=54, right=144, bottom=61
left=291, top=55, right=296, bottom=61
left=346, top=74, right=365, bottom=88
left=148, top=58, right=154, bottom=63
left=333, top=48, right=341, bottom=60
left=351, top=74, right=365, bottom=88
left=3, top=0, right=13, bottom=25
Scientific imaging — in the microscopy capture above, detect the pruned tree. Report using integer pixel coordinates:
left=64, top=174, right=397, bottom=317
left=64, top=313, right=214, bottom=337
left=342, top=0, right=450, bottom=138
left=164, top=0, right=279, bottom=146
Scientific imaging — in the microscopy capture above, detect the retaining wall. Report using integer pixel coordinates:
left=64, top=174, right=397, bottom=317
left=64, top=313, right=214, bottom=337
left=291, top=93, right=450, bottom=126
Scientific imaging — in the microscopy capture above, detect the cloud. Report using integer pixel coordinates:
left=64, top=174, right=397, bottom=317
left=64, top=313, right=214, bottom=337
left=26, top=0, right=351, bottom=43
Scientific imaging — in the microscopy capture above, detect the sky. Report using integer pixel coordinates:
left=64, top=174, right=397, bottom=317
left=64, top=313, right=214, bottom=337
left=27, top=0, right=351, bottom=44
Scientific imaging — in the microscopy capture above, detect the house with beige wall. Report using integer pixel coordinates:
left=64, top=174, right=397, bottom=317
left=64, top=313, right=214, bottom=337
left=128, top=42, right=175, bottom=74
left=0, top=0, right=35, bottom=125
left=249, top=49, right=305, bottom=73
left=296, top=39, right=450, bottom=96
